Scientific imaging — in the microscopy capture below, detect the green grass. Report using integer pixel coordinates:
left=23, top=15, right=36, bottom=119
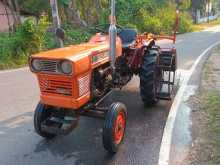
left=202, top=91, right=220, bottom=163
left=0, top=55, right=28, bottom=70
left=203, top=63, right=212, bottom=80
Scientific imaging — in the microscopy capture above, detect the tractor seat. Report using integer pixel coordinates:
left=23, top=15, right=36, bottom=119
left=118, top=28, right=137, bottom=48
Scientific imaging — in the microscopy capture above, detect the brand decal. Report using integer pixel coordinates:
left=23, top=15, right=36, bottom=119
left=92, top=51, right=109, bottom=64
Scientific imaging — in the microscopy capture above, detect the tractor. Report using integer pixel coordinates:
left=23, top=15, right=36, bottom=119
left=29, top=0, right=178, bottom=154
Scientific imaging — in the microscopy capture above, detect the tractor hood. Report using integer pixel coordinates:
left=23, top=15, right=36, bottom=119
left=32, top=42, right=109, bottom=62
left=32, top=34, right=122, bottom=62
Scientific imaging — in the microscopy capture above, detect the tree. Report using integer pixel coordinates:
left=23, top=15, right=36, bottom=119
left=2, top=0, right=21, bottom=30
left=17, top=0, right=50, bottom=18
left=65, top=0, right=88, bottom=27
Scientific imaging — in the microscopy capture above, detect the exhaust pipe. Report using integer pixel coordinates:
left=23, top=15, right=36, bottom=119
left=109, top=0, right=117, bottom=73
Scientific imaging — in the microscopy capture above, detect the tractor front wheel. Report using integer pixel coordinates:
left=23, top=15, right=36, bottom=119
left=34, top=102, right=56, bottom=139
left=103, top=102, right=127, bottom=154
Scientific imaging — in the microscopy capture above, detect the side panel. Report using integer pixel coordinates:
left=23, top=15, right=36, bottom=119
left=73, top=55, right=91, bottom=75
left=91, top=37, right=122, bottom=69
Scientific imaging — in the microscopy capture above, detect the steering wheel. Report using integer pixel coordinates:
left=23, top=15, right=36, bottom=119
left=93, top=24, right=124, bottom=34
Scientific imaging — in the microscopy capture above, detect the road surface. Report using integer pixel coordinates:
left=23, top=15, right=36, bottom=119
left=1, top=26, right=220, bottom=165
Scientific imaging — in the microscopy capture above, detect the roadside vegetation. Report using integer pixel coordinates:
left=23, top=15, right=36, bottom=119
left=193, top=89, right=220, bottom=164
left=0, top=0, right=219, bottom=69
left=202, top=91, right=220, bottom=163
left=200, top=52, right=220, bottom=163
left=185, top=48, right=220, bottom=165
left=193, top=17, right=220, bottom=31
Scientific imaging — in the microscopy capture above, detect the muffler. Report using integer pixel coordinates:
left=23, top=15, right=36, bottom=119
left=109, top=0, right=117, bottom=74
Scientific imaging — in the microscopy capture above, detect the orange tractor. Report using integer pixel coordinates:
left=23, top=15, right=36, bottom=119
left=29, top=0, right=178, bottom=153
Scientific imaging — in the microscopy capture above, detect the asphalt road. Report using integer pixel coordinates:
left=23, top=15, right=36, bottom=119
left=1, top=26, right=220, bottom=165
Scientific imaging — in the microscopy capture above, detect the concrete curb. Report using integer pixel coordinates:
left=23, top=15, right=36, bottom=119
left=158, top=41, right=220, bottom=165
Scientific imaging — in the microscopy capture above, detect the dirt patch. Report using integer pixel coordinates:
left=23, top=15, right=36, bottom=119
left=182, top=47, right=220, bottom=165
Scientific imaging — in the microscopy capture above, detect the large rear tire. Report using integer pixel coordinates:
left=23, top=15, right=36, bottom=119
left=139, top=49, right=161, bottom=106
left=34, top=102, right=56, bottom=139
left=103, top=102, right=127, bottom=154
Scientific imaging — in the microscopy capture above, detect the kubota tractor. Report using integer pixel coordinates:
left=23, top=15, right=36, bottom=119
left=29, top=0, right=178, bottom=153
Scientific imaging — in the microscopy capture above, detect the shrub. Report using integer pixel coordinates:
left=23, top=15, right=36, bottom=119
left=134, top=6, right=193, bottom=34
left=111, top=0, right=193, bottom=35
left=138, top=9, right=162, bottom=34
left=63, top=23, right=92, bottom=45
left=178, top=12, right=193, bottom=33
left=0, top=16, right=51, bottom=69
left=16, top=16, right=51, bottom=54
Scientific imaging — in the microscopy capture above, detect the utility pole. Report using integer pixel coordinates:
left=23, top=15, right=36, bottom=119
left=49, top=0, right=64, bottom=48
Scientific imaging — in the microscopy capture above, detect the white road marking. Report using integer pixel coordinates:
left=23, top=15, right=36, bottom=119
left=158, top=40, right=220, bottom=165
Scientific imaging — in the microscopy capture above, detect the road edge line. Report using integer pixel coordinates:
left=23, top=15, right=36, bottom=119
left=158, top=41, right=220, bottom=165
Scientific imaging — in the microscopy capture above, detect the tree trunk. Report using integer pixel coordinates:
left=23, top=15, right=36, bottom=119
left=95, top=0, right=102, bottom=12
left=66, top=0, right=87, bottom=28
left=3, top=0, right=11, bottom=32
left=13, top=0, right=21, bottom=24
left=4, top=0, right=21, bottom=30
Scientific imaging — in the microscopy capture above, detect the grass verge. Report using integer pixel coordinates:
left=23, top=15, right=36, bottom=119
left=201, top=91, right=220, bottom=163
left=193, top=18, right=220, bottom=31
left=0, top=55, right=28, bottom=70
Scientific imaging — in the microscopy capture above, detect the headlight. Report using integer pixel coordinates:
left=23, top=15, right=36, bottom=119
left=31, top=59, right=41, bottom=71
left=59, top=60, right=72, bottom=74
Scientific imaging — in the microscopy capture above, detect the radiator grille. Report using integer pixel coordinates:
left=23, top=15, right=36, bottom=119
left=38, top=60, right=58, bottom=73
left=39, top=76, right=73, bottom=96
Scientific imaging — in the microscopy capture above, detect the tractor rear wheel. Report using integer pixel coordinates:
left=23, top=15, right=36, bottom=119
left=34, top=102, right=56, bottom=139
left=139, top=49, right=162, bottom=106
left=103, top=102, right=127, bottom=154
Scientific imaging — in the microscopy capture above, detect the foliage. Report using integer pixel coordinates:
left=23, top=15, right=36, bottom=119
left=63, top=23, right=92, bottom=45
left=18, top=17, right=51, bottom=53
left=0, top=16, right=51, bottom=69
left=177, top=0, right=191, bottom=10
left=113, top=0, right=193, bottom=34
left=17, top=0, right=50, bottom=16
left=0, top=0, right=196, bottom=69
left=191, top=0, right=207, bottom=10
left=178, top=12, right=193, bottom=33
left=13, top=0, right=195, bottom=35
left=202, top=91, right=220, bottom=163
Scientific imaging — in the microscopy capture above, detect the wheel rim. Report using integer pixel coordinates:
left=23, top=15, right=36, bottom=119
left=114, top=111, right=125, bottom=145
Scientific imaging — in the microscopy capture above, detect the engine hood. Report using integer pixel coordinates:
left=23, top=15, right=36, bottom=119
left=32, top=42, right=109, bottom=62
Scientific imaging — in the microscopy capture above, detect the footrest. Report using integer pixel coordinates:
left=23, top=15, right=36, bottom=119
left=49, top=116, right=76, bottom=125
left=160, top=80, right=174, bottom=85
left=157, top=92, right=172, bottom=100
left=41, top=116, right=78, bottom=135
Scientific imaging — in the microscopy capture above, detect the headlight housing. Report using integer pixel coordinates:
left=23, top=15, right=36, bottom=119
left=31, top=59, right=41, bottom=71
left=30, top=58, right=73, bottom=75
left=58, top=60, right=72, bottom=75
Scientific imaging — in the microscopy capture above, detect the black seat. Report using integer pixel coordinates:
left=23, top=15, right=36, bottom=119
left=118, top=28, right=137, bottom=48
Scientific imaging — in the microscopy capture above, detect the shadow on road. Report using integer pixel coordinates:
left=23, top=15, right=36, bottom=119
left=31, top=90, right=171, bottom=165
left=0, top=77, right=171, bottom=165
